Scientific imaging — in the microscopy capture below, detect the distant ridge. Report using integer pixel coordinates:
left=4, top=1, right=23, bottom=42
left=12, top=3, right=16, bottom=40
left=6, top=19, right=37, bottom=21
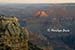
left=0, top=3, right=75, bottom=6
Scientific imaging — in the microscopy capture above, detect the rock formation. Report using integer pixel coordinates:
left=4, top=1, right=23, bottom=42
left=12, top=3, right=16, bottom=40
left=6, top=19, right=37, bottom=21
left=0, top=16, right=28, bottom=50
left=0, top=16, right=43, bottom=50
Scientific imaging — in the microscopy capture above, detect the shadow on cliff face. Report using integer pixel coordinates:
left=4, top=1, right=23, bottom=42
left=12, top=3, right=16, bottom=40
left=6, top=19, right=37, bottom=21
left=0, top=43, right=11, bottom=50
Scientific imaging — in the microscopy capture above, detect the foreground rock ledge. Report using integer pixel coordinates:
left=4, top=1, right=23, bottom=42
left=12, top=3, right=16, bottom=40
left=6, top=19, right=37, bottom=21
left=0, top=16, right=43, bottom=50
left=0, top=16, right=28, bottom=50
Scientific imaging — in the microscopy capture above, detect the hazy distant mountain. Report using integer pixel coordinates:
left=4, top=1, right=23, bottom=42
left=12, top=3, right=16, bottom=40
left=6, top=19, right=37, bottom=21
left=0, top=3, right=75, bottom=17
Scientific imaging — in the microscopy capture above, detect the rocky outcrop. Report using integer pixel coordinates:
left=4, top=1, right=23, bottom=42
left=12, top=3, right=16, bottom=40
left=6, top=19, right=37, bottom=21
left=0, top=16, right=28, bottom=50
left=0, top=16, right=43, bottom=50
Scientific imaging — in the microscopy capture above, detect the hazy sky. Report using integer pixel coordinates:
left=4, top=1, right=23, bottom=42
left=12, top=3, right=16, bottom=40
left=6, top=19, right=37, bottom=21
left=0, top=0, right=75, bottom=3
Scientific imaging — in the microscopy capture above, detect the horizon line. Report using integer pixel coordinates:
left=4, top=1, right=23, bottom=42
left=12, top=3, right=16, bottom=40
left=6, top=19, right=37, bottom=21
left=0, top=2, right=75, bottom=4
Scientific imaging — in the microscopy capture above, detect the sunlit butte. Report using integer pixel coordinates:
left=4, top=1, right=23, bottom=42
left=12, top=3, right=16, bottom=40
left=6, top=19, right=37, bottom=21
left=35, top=10, right=48, bottom=17
left=0, top=0, right=75, bottom=3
